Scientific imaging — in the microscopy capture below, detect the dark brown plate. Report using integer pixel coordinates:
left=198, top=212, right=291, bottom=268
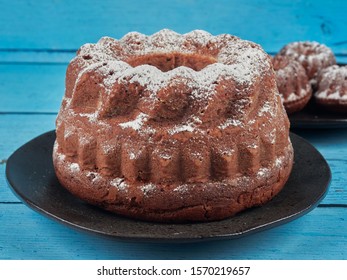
left=6, top=131, right=331, bottom=243
left=289, top=63, right=347, bottom=128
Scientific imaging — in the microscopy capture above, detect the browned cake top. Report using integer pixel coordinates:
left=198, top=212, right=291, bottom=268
left=59, top=29, right=277, bottom=136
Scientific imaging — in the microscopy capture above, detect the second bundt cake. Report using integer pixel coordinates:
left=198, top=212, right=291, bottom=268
left=53, top=29, right=294, bottom=222
left=272, top=55, right=312, bottom=114
left=277, top=41, right=336, bottom=85
left=315, top=65, right=347, bottom=113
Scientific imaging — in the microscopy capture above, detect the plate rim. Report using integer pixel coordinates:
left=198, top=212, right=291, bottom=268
left=5, top=130, right=331, bottom=243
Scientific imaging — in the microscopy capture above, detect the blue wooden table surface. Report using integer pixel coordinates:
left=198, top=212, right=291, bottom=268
left=0, top=0, right=346, bottom=260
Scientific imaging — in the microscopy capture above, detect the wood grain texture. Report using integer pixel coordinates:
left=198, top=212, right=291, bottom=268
left=0, top=114, right=56, bottom=202
left=0, top=165, right=20, bottom=203
left=0, top=204, right=345, bottom=260
left=0, top=115, right=56, bottom=160
left=0, top=51, right=75, bottom=64
left=1, top=0, right=347, bottom=54
left=0, top=64, right=65, bottom=113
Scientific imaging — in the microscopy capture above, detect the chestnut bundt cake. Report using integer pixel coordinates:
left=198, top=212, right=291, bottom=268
left=315, top=65, right=347, bottom=113
left=277, top=41, right=336, bottom=84
left=272, top=55, right=312, bottom=114
left=53, top=29, right=294, bottom=222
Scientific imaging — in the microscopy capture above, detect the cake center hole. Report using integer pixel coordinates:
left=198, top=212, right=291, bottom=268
left=126, top=52, right=217, bottom=72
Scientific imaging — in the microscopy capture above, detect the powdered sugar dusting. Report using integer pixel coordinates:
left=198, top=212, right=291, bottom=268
left=316, top=90, right=347, bottom=100
left=69, top=30, right=273, bottom=130
left=119, top=113, right=148, bottom=130
left=69, top=162, right=80, bottom=173
left=141, top=183, right=156, bottom=195
left=247, top=143, right=258, bottom=149
left=173, top=184, right=189, bottom=194
left=87, top=171, right=101, bottom=182
left=102, top=62, right=254, bottom=102
left=269, top=129, right=276, bottom=144
left=74, top=29, right=269, bottom=95
left=257, top=167, right=270, bottom=178
left=258, top=101, right=276, bottom=117
left=56, top=151, right=66, bottom=161
left=219, top=147, right=234, bottom=157
left=286, top=92, right=299, bottom=101
left=282, top=41, right=334, bottom=64
left=102, top=143, right=116, bottom=154
left=184, top=29, right=214, bottom=47
left=279, top=41, right=336, bottom=80
left=80, top=112, right=99, bottom=122
left=275, top=157, right=283, bottom=167
left=110, top=178, right=128, bottom=191
left=169, top=122, right=195, bottom=135
left=78, top=41, right=116, bottom=62
left=159, top=153, right=172, bottom=160
left=218, top=119, right=242, bottom=129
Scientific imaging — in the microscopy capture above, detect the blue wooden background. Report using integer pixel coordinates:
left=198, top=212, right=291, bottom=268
left=0, top=0, right=346, bottom=260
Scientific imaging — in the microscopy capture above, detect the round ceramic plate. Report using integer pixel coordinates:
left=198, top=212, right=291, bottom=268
left=6, top=131, right=331, bottom=243
left=289, top=63, right=347, bottom=129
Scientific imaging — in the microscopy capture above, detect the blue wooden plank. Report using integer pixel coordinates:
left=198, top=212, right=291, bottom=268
left=1, top=0, right=347, bottom=54
left=0, top=115, right=56, bottom=159
left=0, top=204, right=345, bottom=259
left=0, top=165, right=20, bottom=203
left=0, top=51, right=75, bottom=64
left=0, top=64, right=66, bottom=113
left=0, top=114, right=56, bottom=202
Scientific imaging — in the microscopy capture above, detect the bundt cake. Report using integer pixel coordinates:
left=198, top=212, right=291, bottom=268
left=315, top=65, right=347, bottom=113
left=277, top=41, right=336, bottom=84
left=272, top=55, right=312, bottom=114
left=53, top=29, right=294, bottom=222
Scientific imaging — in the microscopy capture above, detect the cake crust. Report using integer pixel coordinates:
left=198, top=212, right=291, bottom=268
left=53, top=29, right=294, bottom=222
left=54, top=143, right=293, bottom=222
